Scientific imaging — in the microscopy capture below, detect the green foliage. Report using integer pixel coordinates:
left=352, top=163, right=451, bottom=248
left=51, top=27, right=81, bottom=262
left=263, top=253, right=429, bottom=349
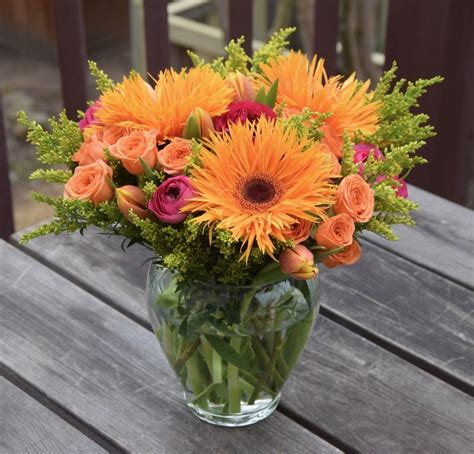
left=88, top=60, right=115, bottom=93
left=224, top=36, right=250, bottom=73
left=251, top=27, right=295, bottom=72
left=187, top=50, right=206, bottom=67
left=281, top=109, right=330, bottom=144
left=17, top=110, right=82, bottom=166
left=341, top=134, right=359, bottom=176
left=366, top=62, right=443, bottom=148
left=30, top=168, right=72, bottom=184
left=20, top=196, right=121, bottom=243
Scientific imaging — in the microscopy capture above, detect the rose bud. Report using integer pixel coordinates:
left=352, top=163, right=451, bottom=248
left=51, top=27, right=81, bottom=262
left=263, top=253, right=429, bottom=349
left=79, top=100, right=101, bottom=132
left=158, top=137, right=192, bottom=175
left=353, top=143, right=384, bottom=176
left=116, top=185, right=147, bottom=220
left=226, top=72, right=256, bottom=102
left=279, top=245, right=319, bottom=280
left=374, top=175, right=408, bottom=198
left=182, top=108, right=214, bottom=140
left=148, top=175, right=194, bottom=224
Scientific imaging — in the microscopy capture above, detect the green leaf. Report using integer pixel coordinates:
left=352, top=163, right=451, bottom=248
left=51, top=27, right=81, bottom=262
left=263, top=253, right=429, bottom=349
left=255, top=86, right=267, bottom=104
left=139, top=157, right=156, bottom=181
left=264, top=80, right=279, bottom=108
left=204, top=335, right=258, bottom=373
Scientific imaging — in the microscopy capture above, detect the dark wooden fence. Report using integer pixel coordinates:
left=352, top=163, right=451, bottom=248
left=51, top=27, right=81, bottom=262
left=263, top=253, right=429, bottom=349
left=1, top=0, right=472, bottom=239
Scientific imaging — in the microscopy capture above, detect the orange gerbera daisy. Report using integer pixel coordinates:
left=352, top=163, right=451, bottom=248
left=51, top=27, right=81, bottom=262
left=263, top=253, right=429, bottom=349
left=183, top=119, right=336, bottom=261
left=95, top=67, right=233, bottom=139
left=257, top=51, right=380, bottom=157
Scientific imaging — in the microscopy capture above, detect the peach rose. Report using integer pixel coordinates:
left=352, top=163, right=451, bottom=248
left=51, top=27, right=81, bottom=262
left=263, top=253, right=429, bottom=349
left=64, top=160, right=113, bottom=203
left=323, top=240, right=362, bottom=269
left=109, top=130, right=158, bottom=175
left=158, top=138, right=192, bottom=175
left=315, top=214, right=355, bottom=250
left=334, top=174, right=374, bottom=223
left=72, top=135, right=107, bottom=166
left=284, top=219, right=313, bottom=244
left=101, top=125, right=131, bottom=146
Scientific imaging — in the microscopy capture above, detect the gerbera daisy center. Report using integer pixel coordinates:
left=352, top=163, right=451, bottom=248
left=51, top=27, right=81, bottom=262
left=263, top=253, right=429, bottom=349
left=236, top=174, right=282, bottom=212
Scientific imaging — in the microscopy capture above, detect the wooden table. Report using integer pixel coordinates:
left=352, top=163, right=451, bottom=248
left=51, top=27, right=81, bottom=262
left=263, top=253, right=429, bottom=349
left=1, top=186, right=473, bottom=453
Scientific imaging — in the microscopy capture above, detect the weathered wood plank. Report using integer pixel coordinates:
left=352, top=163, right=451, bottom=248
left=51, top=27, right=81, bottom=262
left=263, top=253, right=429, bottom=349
left=0, top=241, right=339, bottom=454
left=13, top=224, right=474, bottom=390
left=8, top=235, right=474, bottom=451
left=0, top=377, right=105, bottom=454
left=323, top=240, right=474, bottom=391
left=366, top=182, right=473, bottom=289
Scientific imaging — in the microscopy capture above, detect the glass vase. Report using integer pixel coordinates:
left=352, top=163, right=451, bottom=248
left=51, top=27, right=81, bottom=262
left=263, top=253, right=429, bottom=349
left=146, top=263, right=320, bottom=427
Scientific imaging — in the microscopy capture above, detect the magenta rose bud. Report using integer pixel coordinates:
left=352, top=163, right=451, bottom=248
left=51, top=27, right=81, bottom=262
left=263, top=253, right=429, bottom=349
left=353, top=143, right=384, bottom=175
left=79, top=101, right=101, bottom=132
left=374, top=176, right=409, bottom=198
left=148, top=176, right=194, bottom=224
left=213, top=101, right=276, bottom=132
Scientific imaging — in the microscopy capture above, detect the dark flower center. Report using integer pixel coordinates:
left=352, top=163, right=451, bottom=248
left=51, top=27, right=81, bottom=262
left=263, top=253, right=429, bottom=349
left=242, top=178, right=276, bottom=204
left=236, top=174, right=282, bottom=212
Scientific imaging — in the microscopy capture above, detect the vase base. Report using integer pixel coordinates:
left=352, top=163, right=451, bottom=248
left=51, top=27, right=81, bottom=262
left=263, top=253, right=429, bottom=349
left=186, top=393, right=281, bottom=427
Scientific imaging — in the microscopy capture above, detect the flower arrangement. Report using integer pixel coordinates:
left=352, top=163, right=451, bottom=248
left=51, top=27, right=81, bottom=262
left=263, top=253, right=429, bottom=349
left=18, top=29, right=441, bottom=426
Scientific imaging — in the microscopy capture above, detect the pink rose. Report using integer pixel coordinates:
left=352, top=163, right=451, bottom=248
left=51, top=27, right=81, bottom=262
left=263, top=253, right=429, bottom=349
left=213, top=101, right=276, bottom=132
left=353, top=143, right=384, bottom=175
left=79, top=101, right=101, bottom=132
left=374, top=176, right=408, bottom=198
left=148, top=176, right=194, bottom=224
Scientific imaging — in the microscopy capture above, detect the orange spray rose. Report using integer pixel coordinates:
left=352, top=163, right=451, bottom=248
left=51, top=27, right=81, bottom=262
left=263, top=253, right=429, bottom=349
left=334, top=174, right=374, bottom=223
left=64, top=160, right=113, bottom=203
left=323, top=240, right=362, bottom=268
left=109, top=130, right=158, bottom=175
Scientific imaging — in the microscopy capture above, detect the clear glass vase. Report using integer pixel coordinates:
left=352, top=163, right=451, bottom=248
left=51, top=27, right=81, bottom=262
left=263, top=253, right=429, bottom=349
left=146, top=263, right=320, bottom=427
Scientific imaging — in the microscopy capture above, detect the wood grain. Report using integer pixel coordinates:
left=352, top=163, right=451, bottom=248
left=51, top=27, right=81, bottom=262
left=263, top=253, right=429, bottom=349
left=366, top=185, right=474, bottom=289
left=14, top=224, right=474, bottom=390
left=0, top=377, right=105, bottom=453
left=7, top=235, right=474, bottom=451
left=322, top=240, right=474, bottom=390
left=0, top=241, right=339, bottom=454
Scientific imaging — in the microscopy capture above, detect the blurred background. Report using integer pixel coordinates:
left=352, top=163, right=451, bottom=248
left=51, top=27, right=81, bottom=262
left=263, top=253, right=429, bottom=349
left=0, top=0, right=472, bottom=232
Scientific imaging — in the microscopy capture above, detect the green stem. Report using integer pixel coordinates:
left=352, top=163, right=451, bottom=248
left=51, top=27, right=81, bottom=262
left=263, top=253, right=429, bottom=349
left=283, top=309, right=316, bottom=378
left=212, top=348, right=223, bottom=384
left=199, top=335, right=213, bottom=373
left=161, top=322, right=175, bottom=364
left=227, top=337, right=241, bottom=413
left=173, top=338, right=201, bottom=374
left=186, top=352, right=208, bottom=410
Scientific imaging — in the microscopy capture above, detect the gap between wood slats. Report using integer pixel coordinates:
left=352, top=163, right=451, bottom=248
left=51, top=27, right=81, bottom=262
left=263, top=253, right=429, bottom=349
left=10, top=240, right=474, bottom=399
left=277, top=405, right=359, bottom=454
left=362, top=236, right=473, bottom=292
left=0, top=363, right=126, bottom=453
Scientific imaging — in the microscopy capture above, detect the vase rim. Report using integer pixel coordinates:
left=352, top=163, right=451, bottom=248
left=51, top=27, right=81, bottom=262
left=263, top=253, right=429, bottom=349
left=148, top=261, right=320, bottom=292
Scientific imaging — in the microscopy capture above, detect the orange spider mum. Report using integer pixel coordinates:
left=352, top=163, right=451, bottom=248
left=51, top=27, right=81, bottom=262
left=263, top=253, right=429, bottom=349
left=95, top=67, right=233, bottom=139
left=257, top=51, right=380, bottom=157
left=183, top=118, right=336, bottom=261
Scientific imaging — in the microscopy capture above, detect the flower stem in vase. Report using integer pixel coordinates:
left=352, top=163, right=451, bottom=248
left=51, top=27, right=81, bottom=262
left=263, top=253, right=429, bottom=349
left=227, top=337, right=242, bottom=413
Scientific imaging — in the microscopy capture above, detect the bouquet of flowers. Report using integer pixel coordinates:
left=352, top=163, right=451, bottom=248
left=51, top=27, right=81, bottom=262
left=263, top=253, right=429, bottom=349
left=19, top=29, right=441, bottom=426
